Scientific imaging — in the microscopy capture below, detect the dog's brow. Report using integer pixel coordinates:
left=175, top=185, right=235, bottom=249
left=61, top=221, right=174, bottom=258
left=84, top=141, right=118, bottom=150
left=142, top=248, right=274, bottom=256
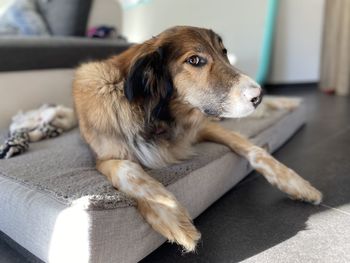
left=218, top=36, right=222, bottom=43
left=210, top=31, right=223, bottom=48
left=195, top=46, right=204, bottom=52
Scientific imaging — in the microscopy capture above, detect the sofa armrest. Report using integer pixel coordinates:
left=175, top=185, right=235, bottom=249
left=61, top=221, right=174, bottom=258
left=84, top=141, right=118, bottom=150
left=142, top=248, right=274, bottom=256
left=0, top=37, right=131, bottom=72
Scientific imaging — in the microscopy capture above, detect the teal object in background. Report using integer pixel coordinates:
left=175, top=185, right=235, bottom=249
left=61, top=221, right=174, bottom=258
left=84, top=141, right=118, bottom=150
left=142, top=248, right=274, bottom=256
left=255, top=0, right=279, bottom=85
left=119, top=0, right=152, bottom=10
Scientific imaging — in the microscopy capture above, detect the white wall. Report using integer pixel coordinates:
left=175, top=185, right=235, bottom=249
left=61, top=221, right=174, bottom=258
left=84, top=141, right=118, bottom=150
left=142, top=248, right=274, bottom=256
left=88, top=0, right=123, bottom=33
left=122, top=0, right=268, bottom=78
left=268, top=0, right=325, bottom=83
left=0, top=0, right=324, bottom=84
left=0, top=0, right=11, bottom=14
left=0, top=69, right=74, bottom=129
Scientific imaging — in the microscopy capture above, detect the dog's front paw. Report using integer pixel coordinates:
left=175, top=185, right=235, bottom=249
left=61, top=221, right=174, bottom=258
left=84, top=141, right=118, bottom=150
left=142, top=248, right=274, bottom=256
left=137, top=197, right=201, bottom=252
left=285, top=169, right=323, bottom=205
left=248, top=147, right=323, bottom=205
left=270, top=165, right=323, bottom=205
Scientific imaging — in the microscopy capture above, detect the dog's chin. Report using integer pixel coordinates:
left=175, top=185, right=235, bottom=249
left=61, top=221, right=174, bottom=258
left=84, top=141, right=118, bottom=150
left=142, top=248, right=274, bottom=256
left=220, top=103, right=256, bottom=119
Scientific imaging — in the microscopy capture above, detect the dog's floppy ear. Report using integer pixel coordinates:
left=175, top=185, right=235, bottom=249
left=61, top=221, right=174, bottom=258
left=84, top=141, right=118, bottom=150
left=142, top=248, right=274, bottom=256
left=124, top=47, right=174, bottom=121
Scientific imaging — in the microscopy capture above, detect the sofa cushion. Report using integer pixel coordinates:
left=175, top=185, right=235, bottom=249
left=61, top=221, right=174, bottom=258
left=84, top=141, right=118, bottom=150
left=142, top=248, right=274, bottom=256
left=0, top=102, right=306, bottom=263
left=0, top=0, right=50, bottom=36
left=37, top=0, right=92, bottom=36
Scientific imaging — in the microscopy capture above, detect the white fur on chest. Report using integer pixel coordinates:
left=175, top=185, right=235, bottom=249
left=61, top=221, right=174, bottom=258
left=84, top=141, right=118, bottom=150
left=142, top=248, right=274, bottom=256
left=131, top=132, right=195, bottom=169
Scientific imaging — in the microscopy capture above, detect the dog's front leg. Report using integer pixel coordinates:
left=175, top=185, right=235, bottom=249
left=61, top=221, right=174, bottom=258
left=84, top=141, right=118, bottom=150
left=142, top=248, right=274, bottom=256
left=96, top=159, right=201, bottom=251
left=198, top=121, right=322, bottom=204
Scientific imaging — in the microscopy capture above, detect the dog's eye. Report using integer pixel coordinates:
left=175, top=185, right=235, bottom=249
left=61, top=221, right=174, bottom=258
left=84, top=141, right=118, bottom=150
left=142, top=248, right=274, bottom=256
left=223, top=48, right=227, bottom=55
left=187, top=55, right=206, bottom=67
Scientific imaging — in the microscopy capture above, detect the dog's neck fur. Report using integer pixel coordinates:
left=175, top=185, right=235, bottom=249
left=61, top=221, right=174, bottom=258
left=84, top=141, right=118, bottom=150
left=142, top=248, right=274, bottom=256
left=127, top=97, right=206, bottom=169
left=140, top=94, right=205, bottom=138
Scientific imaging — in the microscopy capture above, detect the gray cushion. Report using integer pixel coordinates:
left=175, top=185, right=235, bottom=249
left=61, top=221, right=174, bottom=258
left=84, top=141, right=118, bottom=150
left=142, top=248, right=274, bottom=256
left=0, top=103, right=306, bottom=263
left=37, top=0, right=92, bottom=36
left=0, top=0, right=50, bottom=36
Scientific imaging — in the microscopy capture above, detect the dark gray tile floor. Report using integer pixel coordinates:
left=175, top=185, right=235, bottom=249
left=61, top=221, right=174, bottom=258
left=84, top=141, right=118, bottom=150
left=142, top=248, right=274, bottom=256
left=1, top=85, right=350, bottom=262
left=0, top=238, right=27, bottom=263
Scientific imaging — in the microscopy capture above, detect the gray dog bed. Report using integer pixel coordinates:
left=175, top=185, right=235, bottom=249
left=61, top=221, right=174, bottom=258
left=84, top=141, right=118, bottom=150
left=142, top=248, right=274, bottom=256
left=0, top=102, right=306, bottom=263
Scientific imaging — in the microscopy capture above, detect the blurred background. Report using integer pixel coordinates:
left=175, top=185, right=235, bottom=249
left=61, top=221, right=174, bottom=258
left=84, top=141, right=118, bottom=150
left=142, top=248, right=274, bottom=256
left=121, top=0, right=324, bottom=86
left=0, top=0, right=342, bottom=89
left=0, top=0, right=348, bottom=127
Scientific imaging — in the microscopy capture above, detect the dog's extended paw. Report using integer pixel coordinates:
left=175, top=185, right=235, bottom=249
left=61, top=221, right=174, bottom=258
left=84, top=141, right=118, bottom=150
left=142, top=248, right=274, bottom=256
left=272, top=167, right=323, bottom=205
left=272, top=166, right=323, bottom=205
left=137, top=198, right=201, bottom=252
left=286, top=172, right=323, bottom=205
left=248, top=147, right=323, bottom=205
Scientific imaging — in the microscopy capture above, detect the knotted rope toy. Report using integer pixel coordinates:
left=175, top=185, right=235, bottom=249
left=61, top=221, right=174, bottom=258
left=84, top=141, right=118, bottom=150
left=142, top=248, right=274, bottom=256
left=0, top=104, right=77, bottom=159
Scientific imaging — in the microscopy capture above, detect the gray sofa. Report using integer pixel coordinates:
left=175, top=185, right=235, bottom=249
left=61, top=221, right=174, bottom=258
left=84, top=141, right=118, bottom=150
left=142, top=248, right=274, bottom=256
left=0, top=0, right=129, bottom=128
left=0, top=0, right=129, bottom=72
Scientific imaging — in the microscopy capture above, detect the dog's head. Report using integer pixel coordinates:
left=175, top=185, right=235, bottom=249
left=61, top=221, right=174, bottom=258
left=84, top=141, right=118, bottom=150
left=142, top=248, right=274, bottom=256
left=124, top=26, right=262, bottom=121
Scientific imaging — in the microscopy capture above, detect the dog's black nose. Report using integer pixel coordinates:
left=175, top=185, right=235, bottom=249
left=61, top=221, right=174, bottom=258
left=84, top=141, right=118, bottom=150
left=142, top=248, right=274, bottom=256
left=251, top=94, right=262, bottom=107
left=242, top=82, right=263, bottom=108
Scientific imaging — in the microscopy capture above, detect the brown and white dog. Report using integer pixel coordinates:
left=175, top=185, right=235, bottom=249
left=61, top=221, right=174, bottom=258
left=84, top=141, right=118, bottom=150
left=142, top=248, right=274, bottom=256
left=73, top=26, right=322, bottom=252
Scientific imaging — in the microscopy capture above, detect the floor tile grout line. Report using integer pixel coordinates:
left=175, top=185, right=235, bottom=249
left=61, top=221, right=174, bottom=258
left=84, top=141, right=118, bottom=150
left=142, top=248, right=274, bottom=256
left=320, top=203, right=350, bottom=217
